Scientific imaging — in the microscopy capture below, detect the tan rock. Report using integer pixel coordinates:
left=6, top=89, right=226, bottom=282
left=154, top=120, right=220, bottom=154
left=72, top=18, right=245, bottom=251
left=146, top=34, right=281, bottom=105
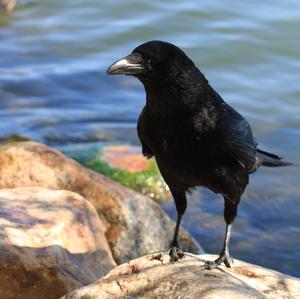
left=0, top=141, right=202, bottom=263
left=62, top=253, right=300, bottom=299
left=0, top=187, right=116, bottom=299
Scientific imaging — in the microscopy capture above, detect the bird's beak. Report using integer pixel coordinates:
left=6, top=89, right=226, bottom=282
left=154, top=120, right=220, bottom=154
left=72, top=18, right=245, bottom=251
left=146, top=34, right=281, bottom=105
left=106, top=53, right=144, bottom=75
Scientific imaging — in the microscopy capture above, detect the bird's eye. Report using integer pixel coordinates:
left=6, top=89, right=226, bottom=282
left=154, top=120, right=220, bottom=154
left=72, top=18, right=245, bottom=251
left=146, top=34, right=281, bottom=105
left=144, top=58, right=152, bottom=71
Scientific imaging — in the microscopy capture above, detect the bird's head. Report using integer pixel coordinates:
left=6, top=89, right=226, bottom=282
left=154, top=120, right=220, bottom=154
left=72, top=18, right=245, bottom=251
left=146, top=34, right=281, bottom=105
left=106, top=41, right=195, bottom=82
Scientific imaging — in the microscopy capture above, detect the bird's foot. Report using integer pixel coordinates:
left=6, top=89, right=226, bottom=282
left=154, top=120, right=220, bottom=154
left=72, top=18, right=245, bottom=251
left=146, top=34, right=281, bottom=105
left=168, top=247, right=185, bottom=262
left=201, top=250, right=233, bottom=270
left=169, top=239, right=179, bottom=248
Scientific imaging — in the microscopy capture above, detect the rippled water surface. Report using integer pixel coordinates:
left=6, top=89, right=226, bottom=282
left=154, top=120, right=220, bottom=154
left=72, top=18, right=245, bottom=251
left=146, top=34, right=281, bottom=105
left=0, top=0, right=299, bottom=276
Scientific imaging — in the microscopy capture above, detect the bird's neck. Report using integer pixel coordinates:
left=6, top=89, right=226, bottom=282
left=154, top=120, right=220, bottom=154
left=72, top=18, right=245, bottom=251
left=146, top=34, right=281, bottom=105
left=141, top=68, right=218, bottom=115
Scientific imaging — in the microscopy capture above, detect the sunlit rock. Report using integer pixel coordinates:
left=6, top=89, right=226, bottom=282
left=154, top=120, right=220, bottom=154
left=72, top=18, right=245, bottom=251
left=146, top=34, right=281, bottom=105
left=62, top=253, right=300, bottom=299
left=0, top=187, right=116, bottom=299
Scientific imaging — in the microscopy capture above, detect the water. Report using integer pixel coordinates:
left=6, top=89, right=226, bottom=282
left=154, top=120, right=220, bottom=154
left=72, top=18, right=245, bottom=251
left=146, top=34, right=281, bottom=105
left=0, top=0, right=299, bottom=276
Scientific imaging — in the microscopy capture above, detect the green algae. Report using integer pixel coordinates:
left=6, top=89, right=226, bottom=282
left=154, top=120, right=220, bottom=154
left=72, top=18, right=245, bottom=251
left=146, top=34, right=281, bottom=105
left=86, top=151, right=170, bottom=202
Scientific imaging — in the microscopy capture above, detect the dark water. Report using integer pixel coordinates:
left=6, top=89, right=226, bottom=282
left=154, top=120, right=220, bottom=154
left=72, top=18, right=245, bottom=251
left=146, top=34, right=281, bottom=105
left=0, top=1, right=299, bottom=276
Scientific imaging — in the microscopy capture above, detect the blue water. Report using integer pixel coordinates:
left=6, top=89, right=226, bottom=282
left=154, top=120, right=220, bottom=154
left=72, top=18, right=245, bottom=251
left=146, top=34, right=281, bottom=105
left=0, top=0, right=299, bottom=276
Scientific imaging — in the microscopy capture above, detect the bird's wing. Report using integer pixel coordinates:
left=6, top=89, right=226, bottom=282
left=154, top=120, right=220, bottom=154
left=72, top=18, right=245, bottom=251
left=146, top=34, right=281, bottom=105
left=137, top=106, right=154, bottom=159
left=218, top=102, right=257, bottom=172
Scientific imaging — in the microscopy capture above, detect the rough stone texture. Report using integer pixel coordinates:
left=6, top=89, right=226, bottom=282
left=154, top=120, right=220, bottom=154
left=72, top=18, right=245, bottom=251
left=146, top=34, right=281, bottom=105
left=0, top=141, right=202, bottom=263
left=0, top=187, right=116, bottom=299
left=62, top=253, right=300, bottom=299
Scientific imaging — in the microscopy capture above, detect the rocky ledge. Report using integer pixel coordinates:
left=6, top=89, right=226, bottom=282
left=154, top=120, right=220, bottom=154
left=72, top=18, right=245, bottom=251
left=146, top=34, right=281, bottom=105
left=62, top=253, right=300, bottom=299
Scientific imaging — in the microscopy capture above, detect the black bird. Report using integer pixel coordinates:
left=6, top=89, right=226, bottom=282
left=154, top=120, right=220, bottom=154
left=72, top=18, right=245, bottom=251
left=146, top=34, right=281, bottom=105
left=107, top=41, right=292, bottom=269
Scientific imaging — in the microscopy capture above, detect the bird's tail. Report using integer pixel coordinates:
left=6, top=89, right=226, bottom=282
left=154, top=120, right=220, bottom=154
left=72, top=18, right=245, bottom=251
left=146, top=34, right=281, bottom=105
left=256, top=148, right=294, bottom=167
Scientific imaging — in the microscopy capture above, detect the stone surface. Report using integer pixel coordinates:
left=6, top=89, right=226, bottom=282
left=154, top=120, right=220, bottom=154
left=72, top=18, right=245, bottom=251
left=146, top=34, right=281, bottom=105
left=0, top=187, right=116, bottom=299
left=0, top=141, right=202, bottom=263
left=62, top=253, right=300, bottom=299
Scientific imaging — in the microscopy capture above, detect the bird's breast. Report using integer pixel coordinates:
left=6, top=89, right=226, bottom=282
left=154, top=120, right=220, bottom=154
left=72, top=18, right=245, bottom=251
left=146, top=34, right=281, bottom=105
left=138, top=108, right=227, bottom=188
left=151, top=126, right=214, bottom=185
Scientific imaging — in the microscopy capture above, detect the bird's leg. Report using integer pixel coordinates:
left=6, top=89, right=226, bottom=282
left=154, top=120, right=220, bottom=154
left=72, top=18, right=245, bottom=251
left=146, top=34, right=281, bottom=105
left=215, top=223, right=233, bottom=267
left=168, top=190, right=187, bottom=262
left=203, top=224, right=233, bottom=269
left=203, top=198, right=238, bottom=270
left=170, top=213, right=183, bottom=248
left=169, top=213, right=185, bottom=262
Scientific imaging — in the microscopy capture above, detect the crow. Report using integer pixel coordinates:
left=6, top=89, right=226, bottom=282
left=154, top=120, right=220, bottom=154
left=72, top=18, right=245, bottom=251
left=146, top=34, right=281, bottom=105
left=107, top=41, right=292, bottom=269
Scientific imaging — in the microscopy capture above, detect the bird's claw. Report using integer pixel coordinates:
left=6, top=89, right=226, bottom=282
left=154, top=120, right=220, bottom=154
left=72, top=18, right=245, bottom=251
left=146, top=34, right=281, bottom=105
left=201, top=260, right=217, bottom=270
left=222, top=255, right=233, bottom=268
left=168, top=247, right=185, bottom=262
left=169, top=240, right=179, bottom=248
left=201, top=251, right=233, bottom=270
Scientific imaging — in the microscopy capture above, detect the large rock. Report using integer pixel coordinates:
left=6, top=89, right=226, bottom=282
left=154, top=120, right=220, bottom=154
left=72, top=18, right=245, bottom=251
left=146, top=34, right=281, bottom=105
left=62, top=253, right=300, bottom=299
left=0, top=187, right=116, bottom=299
left=0, top=141, right=201, bottom=263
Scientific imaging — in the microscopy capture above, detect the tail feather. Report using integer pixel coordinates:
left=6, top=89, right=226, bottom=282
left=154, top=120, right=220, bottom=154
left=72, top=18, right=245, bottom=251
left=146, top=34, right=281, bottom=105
left=256, top=148, right=294, bottom=167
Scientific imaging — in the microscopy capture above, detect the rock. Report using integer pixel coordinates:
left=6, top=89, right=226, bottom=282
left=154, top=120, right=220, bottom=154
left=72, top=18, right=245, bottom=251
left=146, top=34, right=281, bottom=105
left=0, top=0, right=16, bottom=12
left=0, top=141, right=202, bottom=263
left=0, top=187, right=116, bottom=299
left=66, top=143, right=170, bottom=202
left=62, top=253, right=300, bottom=299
